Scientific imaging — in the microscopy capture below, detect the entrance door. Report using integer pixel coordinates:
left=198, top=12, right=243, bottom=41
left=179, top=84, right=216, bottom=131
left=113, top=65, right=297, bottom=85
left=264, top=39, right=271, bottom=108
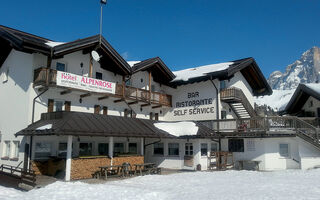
left=23, top=143, right=29, bottom=171
left=184, top=143, right=194, bottom=167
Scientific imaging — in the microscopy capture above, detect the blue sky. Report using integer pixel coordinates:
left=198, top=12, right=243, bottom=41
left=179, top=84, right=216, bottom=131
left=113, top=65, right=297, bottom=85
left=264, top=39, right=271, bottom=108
left=0, top=0, right=319, bottom=77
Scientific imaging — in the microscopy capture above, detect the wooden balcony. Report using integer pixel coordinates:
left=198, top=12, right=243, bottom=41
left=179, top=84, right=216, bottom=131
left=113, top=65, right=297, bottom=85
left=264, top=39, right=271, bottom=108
left=34, top=68, right=172, bottom=107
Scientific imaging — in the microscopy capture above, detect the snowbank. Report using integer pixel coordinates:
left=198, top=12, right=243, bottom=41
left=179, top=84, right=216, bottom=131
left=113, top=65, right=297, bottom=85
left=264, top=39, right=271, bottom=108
left=254, top=89, right=295, bottom=111
left=305, top=83, right=320, bottom=93
left=1, top=170, right=320, bottom=200
left=154, top=122, right=199, bottom=137
left=173, top=62, right=233, bottom=82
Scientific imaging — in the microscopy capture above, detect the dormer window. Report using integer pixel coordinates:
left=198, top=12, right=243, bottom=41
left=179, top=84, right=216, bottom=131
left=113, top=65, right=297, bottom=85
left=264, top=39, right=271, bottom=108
left=56, top=62, right=66, bottom=72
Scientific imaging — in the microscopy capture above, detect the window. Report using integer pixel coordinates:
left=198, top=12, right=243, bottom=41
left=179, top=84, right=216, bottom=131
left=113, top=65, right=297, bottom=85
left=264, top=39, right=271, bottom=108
left=79, top=143, right=92, bottom=156
left=94, top=105, right=101, bottom=114
left=129, top=143, right=137, bottom=154
left=211, top=143, right=218, bottom=152
left=48, top=99, right=54, bottom=112
left=309, top=100, right=313, bottom=108
left=247, top=139, right=255, bottom=151
left=228, top=139, right=244, bottom=152
left=168, top=143, right=179, bottom=156
left=221, top=111, right=227, bottom=119
left=96, top=72, right=103, bottom=80
left=103, top=106, right=108, bottom=115
left=13, top=141, right=19, bottom=158
left=3, top=141, right=10, bottom=158
left=114, top=143, right=124, bottom=155
left=58, top=143, right=67, bottom=158
left=220, top=80, right=226, bottom=90
left=35, top=142, right=51, bottom=159
left=201, top=143, right=208, bottom=156
left=124, top=109, right=129, bottom=117
left=279, top=144, right=289, bottom=157
left=54, top=101, right=63, bottom=112
left=185, top=143, right=193, bottom=156
left=153, top=143, right=164, bottom=156
left=151, top=85, right=155, bottom=92
left=64, top=101, right=71, bottom=111
left=125, top=79, right=131, bottom=86
left=98, top=143, right=109, bottom=156
left=155, top=113, right=159, bottom=121
left=56, top=62, right=66, bottom=72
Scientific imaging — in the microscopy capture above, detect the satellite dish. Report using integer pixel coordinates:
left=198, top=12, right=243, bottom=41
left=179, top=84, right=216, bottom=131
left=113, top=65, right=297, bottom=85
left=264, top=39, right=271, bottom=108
left=91, top=50, right=101, bottom=62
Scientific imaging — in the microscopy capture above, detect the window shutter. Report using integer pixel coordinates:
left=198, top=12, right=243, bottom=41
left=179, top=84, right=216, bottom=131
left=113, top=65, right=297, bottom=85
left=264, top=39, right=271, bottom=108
left=48, top=99, right=54, bottom=113
left=103, top=106, right=108, bottom=115
left=64, top=101, right=71, bottom=111
left=94, top=105, right=101, bottom=114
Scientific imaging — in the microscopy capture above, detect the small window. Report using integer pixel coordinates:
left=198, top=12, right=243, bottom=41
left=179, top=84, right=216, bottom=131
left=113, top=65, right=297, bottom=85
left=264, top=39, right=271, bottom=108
left=140, top=78, right=143, bottom=83
left=228, top=139, right=244, bottom=152
left=185, top=143, right=193, bottom=156
left=79, top=143, right=92, bottom=156
left=201, top=143, right=208, bottom=156
left=3, top=141, right=10, bottom=158
left=96, top=72, right=103, bottom=80
left=309, top=100, right=313, bottom=108
left=103, top=106, right=108, bottom=115
left=94, top=105, right=101, bottom=114
left=34, top=142, right=51, bottom=159
left=279, top=144, right=289, bottom=157
left=98, top=143, right=109, bottom=156
left=54, top=101, right=63, bottom=112
left=168, top=143, right=179, bottom=156
left=64, top=101, right=71, bottom=112
left=58, top=143, right=67, bottom=158
left=56, top=62, right=66, bottom=72
left=155, top=113, right=159, bottom=121
left=247, top=139, right=255, bottom=151
left=125, top=79, right=131, bottom=86
left=13, top=141, right=19, bottom=158
left=129, top=143, right=137, bottom=154
left=220, top=80, right=226, bottom=90
left=221, top=111, right=227, bottom=119
left=153, top=143, right=164, bottom=156
left=114, top=143, right=124, bottom=155
left=211, top=143, right=218, bottom=152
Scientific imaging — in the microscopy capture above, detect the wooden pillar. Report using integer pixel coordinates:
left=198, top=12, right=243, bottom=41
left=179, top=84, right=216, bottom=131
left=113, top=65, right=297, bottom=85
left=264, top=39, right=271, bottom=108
left=65, top=135, right=73, bottom=181
left=109, top=137, right=114, bottom=158
left=46, top=56, right=52, bottom=86
left=140, top=138, right=144, bottom=156
left=122, top=76, right=125, bottom=98
left=89, top=54, right=93, bottom=78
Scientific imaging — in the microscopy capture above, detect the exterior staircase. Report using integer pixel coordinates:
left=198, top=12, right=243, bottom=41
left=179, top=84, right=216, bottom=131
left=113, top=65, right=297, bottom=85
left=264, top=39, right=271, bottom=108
left=220, top=87, right=256, bottom=119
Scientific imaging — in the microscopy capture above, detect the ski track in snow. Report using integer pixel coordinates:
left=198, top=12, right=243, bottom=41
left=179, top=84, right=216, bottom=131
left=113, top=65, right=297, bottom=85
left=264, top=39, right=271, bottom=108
left=1, top=170, right=320, bottom=200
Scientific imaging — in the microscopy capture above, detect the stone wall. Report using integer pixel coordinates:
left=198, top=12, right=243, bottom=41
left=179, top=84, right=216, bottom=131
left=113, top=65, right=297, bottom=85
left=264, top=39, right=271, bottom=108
left=71, top=156, right=144, bottom=180
left=31, top=159, right=65, bottom=176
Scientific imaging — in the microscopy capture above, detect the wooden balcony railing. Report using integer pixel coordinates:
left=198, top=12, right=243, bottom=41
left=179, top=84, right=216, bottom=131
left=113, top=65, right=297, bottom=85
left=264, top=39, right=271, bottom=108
left=34, top=68, right=172, bottom=107
left=220, top=87, right=256, bottom=117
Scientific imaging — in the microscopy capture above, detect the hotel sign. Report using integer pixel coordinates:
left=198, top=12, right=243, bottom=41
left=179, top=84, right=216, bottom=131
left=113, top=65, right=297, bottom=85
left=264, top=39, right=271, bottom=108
left=56, top=71, right=116, bottom=94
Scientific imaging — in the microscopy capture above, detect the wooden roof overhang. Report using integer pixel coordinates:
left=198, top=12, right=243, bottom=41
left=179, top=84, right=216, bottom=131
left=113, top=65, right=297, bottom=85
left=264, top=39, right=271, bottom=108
left=171, top=58, right=273, bottom=96
left=131, top=57, right=176, bottom=86
left=53, top=35, right=131, bottom=76
left=283, top=84, right=320, bottom=115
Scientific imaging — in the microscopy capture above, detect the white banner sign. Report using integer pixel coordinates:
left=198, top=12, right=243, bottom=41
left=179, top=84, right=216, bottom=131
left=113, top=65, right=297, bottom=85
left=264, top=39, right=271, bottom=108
left=56, top=71, right=116, bottom=94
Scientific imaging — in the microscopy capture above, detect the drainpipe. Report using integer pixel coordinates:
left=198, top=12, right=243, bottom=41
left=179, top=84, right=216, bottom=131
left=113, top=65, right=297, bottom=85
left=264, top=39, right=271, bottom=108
left=209, top=77, right=221, bottom=151
left=29, top=87, right=48, bottom=170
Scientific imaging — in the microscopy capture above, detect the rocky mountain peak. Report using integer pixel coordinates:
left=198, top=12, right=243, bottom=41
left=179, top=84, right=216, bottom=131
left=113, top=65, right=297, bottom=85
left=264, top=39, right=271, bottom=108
left=268, top=46, right=320, bottom=90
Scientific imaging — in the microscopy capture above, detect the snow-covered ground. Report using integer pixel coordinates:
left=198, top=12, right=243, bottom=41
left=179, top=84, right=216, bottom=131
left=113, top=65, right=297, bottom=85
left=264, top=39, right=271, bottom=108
left=254, top=89, right=295, bottom=111
left=1, top=170, right=320, bottom=200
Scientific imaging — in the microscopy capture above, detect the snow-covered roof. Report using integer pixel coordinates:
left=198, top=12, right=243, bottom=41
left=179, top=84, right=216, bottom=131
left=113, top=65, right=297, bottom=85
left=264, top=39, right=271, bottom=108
left=172, top=62, right=233, bottom=82
left=154, top=122, right=199, bottom=137
left=127, top=61, right=141, bottom=67
left=305, top=83, right=320, bottom=94
left=36, top=124, right=52, bottom=130
left=254, top=89, right=295, bottom=111
left=45, top=41, right=65, bottom=47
